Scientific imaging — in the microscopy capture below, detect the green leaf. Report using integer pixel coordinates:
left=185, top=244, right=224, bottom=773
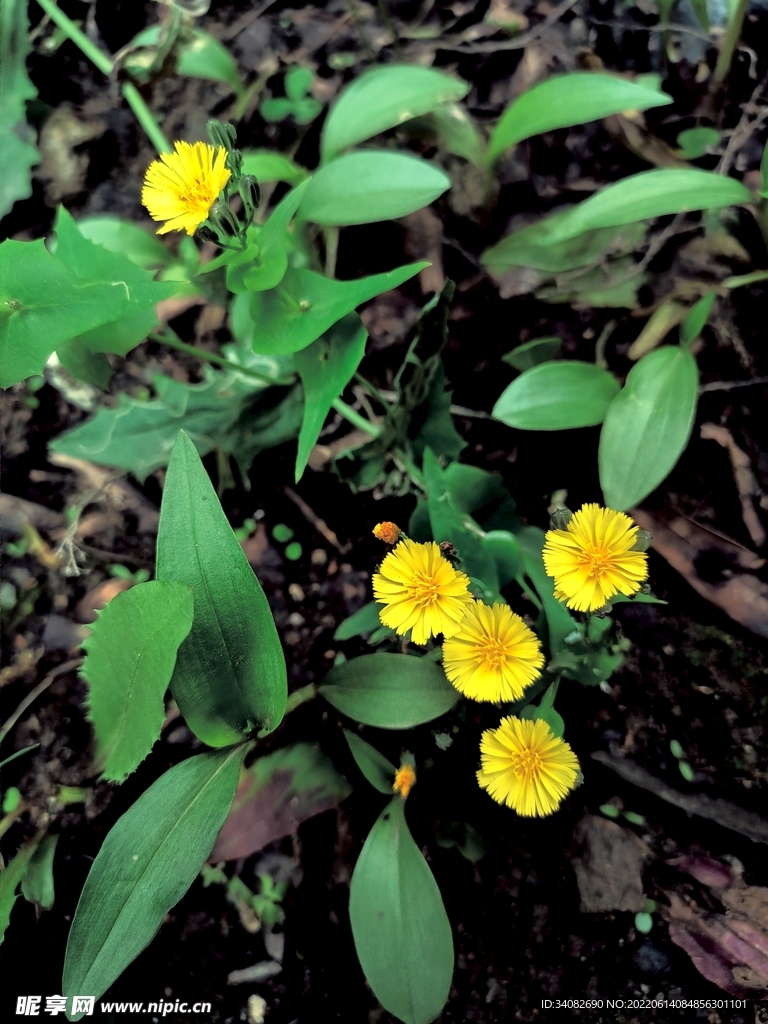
left=516, top=526, right=577, bottom=654
left=81, top=581, right=194, bottom=783
left=429, top=103, right=486, bottom=168
left=349, top=797, right=453, bottom=1024
left=294, top=313, right=367, bottom=482
left=676, top=126, right=719, bottom=159
left=76, top=217, right=173, bottom=269
left=241, top=180, right=309, bottom=292
left=0, top=0, right=38, bottom=219
left=599, top=345, right=699, bottom=510
left=248, top=263, right=426, bottom=356
left=299, top=151, right=451, bottom=226
left=286, top=67, right=313, bottom=101
left=321, top=64, right=469, bottom=162
left=156, top=432, right=287, bottom=746
left=547, top=170, right=754, bottom=244
left=344, top=730, right=396, bottom=794
left=209, top=743, right=351, bottom=861
left=680, top=291, right=715, bottom=346
left=62, top=746, right=244, bottom=1016
left=689, top=0, right=710, bottom=31
left=320, top=653, right=459, bottom=728
left=55, top=338, right=113, bottom=389
left=49, top=367, right=291, bottom=482
left=21, top=834, right=58, bottom=911
left=0, top=836, right=41, bottom=942
left=481, top=530, right=520, bottom=586
left=0, top=227, right=173, bottom=388
left=177, top=30, right=243, bottom=95
left=481, top=215, right=645, bottom=275
left=488, top=72, right=672, bottom=163
left=241, top=149, right=309, bottom=186
left=334, top=601, right=386, bottom=640
left=493, top=361, right=620, bottom=430
left=503, top=336, right=562, bottom=370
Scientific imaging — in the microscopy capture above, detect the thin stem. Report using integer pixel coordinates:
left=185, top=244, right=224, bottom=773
left=150, top=332, right=295, bottom=387
left=323, top=227, right=339, bottom=278
left=331, top=397, right=381, bottom=437
left=122, top=82, right=171, bottom=153
left=723, top=269, right=768, bottom=289
left=711, top=0, right=749, bottom=92
left=34, top=0, right=170, bottom=155
left=354, top=371, right=392, bottom=408
left=284, top=683, right=317, bottom=715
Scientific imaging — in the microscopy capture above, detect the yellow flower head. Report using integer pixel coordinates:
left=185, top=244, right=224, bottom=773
left=542, top=503, right=648, bottom=612
left=372, top=521, right=401, bottom=545
left=372, top=539, right=473, bottom=646
left=477, top=716, right=579, bottom=817
left=442, top=601, right=544, bottom=702
left=141, top=140, right=231, bottom=236
left=393, top=763, right=416, bottom=798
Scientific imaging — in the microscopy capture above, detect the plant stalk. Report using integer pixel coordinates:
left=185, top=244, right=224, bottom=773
left=150, top=332, right=295, bottom=387
left=331, top=398, right=381, bottom=437
left=711, top=0, right=749, bottom=92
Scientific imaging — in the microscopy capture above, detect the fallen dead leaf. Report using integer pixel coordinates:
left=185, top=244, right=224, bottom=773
left=36, top=105, right=104, bottom=203
left=75, top=578, right=133, bottom=623
left=400, top=208, right=445, bottom=295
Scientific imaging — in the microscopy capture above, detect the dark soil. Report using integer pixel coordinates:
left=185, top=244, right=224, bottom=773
left=3, top=2, right=768, bottom=1024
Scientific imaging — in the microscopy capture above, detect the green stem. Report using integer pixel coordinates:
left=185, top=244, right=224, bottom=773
left=711, top=0, right=749, bottom=91
left=723, top=269, right=768, bottom=289
left=122, top=82, right=171, bottom=153
left=331, top=397, right=381, bottom=436
left=323, top=227, right=339, bottom=278
left=284, top=683, right=317, bottom=715
left=150, top=332, right=295, bottom=387
left=34, top=0, right=170, bottom=155
left=354, top=371, right=392, bottom=408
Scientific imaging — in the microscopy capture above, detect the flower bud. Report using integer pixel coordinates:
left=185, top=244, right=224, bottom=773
left=196, top=224, right=219, bottom=244
left=209, top=200, right=241, bottom=239
left=631, top=529, right=652, bottom=552
left=373, top=521, right=401, bottom=545
left=206, top=119, right=237, bottom=151
left=549, top=507, right=573, bottom=531
left=238, top=174, right=261, bottom=218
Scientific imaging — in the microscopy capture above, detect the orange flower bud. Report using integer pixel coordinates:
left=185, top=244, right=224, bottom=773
left=393, top=763, right=416, bottom=799
left=372, top=521, right=401, bottom=545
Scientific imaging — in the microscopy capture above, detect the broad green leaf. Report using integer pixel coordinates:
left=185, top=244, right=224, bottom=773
left=321, top=64, right=469, bottom=162
left=209, top=743, right=352, bottom=861
left=429, top=102, right=486, bottom=168
left=241, top=180, right=309, bottom=292
left=156, top=432, right=287, bottom=746
left=546, top=170, right=753, bottom=244
left=0, top=836, right=41, bottom=943
left=349, top=797, right=453, bottom=1024
left=599, top=345, right=699, bottom=510
left=344, top=730, right=396, bottom=795
left=177, top=30, right=243, bottom=95
left=0, top=231, right=173, bottom=388
left=481, top=215, right=645, bottom=275
left=481, top=530, right=520, bottom=586
left=320, top=653, right=459, bottom=728
left=49, top=367, right=295, bottom=482
left=503, top=336, right=562, bottom=371
left=248, top=263, right=426, bottom=356
left=76, top=217, right=173, bottom=269
left=488, top=72, right=672, bottom=163
left=680, top=291, right=715, bottom=345
left=21, top=834, right=58, bottom=911
left=334, top=601, right=385, bottom=640
left=81, top=581, right=194, bottom=783
left=676, top=126, right=719, bottom=159
left=294, top=313, right=367, bottom=481
left=536, top=255, right=645, bottom=309
left=0, top=0, right=38, bottom=219
left=493, top=361, right=620, bottom=430
left=62, top=746, right=243, bottom=1016
left=56, top=338, right=112, bottom=389
left=516, top=526, right=577, bottom=655
left=241, top=149, right=309, bottom=186
left=299, top=151, right=450, bottom=226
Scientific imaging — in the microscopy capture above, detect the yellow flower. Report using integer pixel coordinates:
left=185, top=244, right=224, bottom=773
left=372, top=521, right=401, bottom=545
left=393, top=763, right=416, bottom=798
left=477, top=716, right=579, bottom=817
left=542, top=503, right=648, bottom=612
left=141, top=140, right=231, bottom=236
left=442, top=601, right=544, bottom=702
left=372, top=539, right=473, bottom=645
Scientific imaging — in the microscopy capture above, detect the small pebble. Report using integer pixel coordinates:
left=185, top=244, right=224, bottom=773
left=311, top=548, right=327, bottom=565
left=288, top=583, right=305, bottom=601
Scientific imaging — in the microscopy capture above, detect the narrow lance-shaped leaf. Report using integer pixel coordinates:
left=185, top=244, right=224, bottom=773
left=516, top=526, right=577, bottom=655
left=493, top=361, right=620, bottom=430
left=321, top=64, right=469, bottom=162
left=21, top=834, right=59, bottom=911
left=0, top=836, right=42, bottom=943
left=249, top=263, right=426, bottom=356
left=488, top=72, right=672, bottom=163
left=320, top=653, right=459, bottom=729
left=299, top=151, right=450, bottom=227
left=599, top=345, right=699, bottom=510
left=294, top=313, right=367, bottom=482
left=344, top=730, right=396, bottom=795
left=81, top=581, right=194, bottom=783
left=349, top=796, right=454, bottom=1024
left=62, top=746, right=244, bottom=1018
left=156, top=431, right=287, bottom=746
